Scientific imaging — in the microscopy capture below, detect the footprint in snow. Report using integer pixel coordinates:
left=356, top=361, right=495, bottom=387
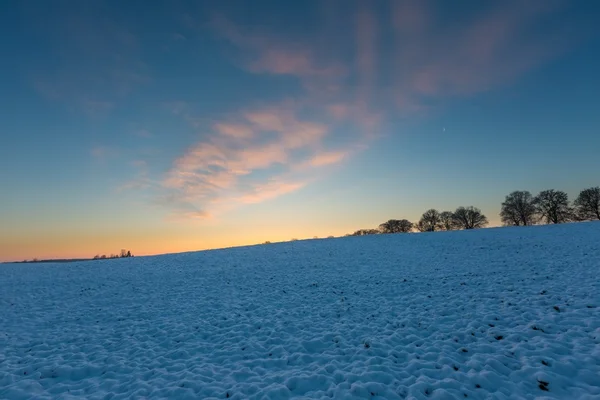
left=538, top=380, right=550, bottom=391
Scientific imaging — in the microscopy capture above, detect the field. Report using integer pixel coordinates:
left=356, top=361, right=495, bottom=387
left=1, top=223, right=599, bottom=399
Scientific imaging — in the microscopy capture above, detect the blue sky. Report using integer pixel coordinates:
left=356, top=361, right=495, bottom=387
left=1, top=0, right=599, bottom=261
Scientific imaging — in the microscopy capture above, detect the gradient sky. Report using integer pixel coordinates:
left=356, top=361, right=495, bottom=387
left=1, top=0, right=600, bottom=261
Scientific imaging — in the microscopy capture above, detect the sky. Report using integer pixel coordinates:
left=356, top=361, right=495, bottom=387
left=1, top=0, right=600, bottom=262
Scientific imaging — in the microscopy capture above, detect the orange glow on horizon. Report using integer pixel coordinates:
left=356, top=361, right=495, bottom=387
left=1, top=216, right=502, bottom=263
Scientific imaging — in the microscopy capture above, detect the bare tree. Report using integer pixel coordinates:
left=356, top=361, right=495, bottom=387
left=379, top=219, right=413, bottom=233
left=417, top=209, right=442, bottom=232
left=439, top=211, right=456, bottom=231
left=452, top=206, right=489, bottom=230
left=574, top=187, right=600, bottom=221
left=414, top=220, right=428, bottom=232
left=500, top=190, right=537, bottom=226
left=533, top=189, right=572, bottom=224
left=397, top=219, right=413, bottom=233
left=379, top=220, right=398, bottom=233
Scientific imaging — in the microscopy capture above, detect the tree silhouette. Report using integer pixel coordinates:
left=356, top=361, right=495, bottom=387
left=417, top=209, right=442, bottom=232
left=452, top=206, right=489, bottom=230
left=500, top=190, right=537, bottom=226
left=574, top=187, right=600, bottom=221
left=439, top=211, right=456, bottom=231
left=379, top=219, right=413, bottom=233
left=534, top=190, right=572, bottom=224
left=350, top=229, right=380, bottom=236
left=397, top=219, right=413, bottom=233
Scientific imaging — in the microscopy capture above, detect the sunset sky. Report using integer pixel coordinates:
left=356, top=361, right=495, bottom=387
left=1, top=0, right=600, bottom=262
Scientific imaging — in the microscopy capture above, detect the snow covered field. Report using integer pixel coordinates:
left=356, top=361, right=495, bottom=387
left=1, top=223, right=599, bottom=399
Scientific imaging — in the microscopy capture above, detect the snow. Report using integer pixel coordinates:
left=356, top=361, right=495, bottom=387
left=1, top=222, right=599, bottom=399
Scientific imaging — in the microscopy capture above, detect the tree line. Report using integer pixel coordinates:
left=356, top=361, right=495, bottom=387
left=93, top=249, right=134, bottom=260
left=348, top=186, right=600, bottom=236
left=500, top=188, right=600, bottom=225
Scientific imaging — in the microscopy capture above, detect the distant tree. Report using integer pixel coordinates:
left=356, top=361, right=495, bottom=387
left=397, top=219, right=413, bottom=233
left=100, top=255, right=107, bottom=259
left=574, top=187, right=600, bottom=221
left=414, top=220, right=427, bottom=232
left=327, top=235, right=335, bottom=239
left=500, top=190, right=537, bottom=226
left=379, top=219, right=413, bottom=233
left=93, top=255, right=100, bottom=260
left=534, top=189, right=572, bottom=224
left=350, top=229, right=380, bottom=236
left=439, top=211, right=457, bottom=231
left=452, top=206, right=489, bottom=230
left=417, top=209, right=442, bottom=232
left=120, top=249, right=128, bottom=258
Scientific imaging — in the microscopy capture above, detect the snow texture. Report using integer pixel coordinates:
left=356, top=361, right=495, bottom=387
left=1, top=222, right=599, bottom=399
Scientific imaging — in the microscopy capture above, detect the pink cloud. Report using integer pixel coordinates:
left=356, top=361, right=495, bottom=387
left=327, top=103, right=352, bottom=119
left=390, top=1, right=570, bottom=99
left=214, top=123, right=254, bottom=139
left=250, top=48, right=346, bottom=78
left=237, top=180, right=307, bottom=204
left=161, top=106, right=340, bottom=218
left=326, top=101, right=383, bottom=140
left=153, top=2, right=581, bottom=221
left=307, top=151, right=347, bottom=167
left=212, top=15, right=347, bottom=83
left=243, top=110, right=328, bottom=149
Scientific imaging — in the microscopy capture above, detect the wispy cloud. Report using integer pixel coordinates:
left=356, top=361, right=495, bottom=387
left=157, top=104, right=352, bottom=218
left=212, top=14, right=348, bottom=84
left=390, top=0, right=571, bottom=100
left=237, top=180, right=307, bottom=205
left=214, top=1, right=574, bottom=108
left=131, top=1, right=583, bottom=220
left=305, top=151, right=348, bottom=168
